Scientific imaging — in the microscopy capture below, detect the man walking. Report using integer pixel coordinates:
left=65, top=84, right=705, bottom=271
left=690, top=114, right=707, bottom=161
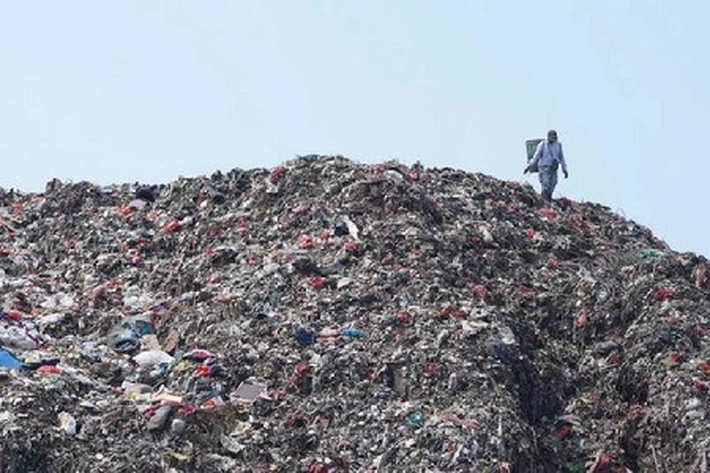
left=524, top=129, right=569, bottom=201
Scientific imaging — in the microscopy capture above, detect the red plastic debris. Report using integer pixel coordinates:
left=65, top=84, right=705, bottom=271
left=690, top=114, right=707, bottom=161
left=293, top=204, right=310, bottom=214
left=6, top=310, right=22, bottom=322
left=472, top=284, right=488, bottom=300
left=183, top=349, right=218, bottom=361
left=496, top=200, right=514, bottom=212
left=517, top=286, right=535, bottom=299
left=666, top=352, right=681, bottom=368
left=37, top=365, right=61, bottom=375
left=201, top=396, right=226, bottom=409
left=653, top=287, right=674, bottom=301
left=179, top=404, right=198, bottom=416
left=309, top=277, right=327, bottom=290
left=627, top=405, right=644, bottom=419
left=344, top=241, right=359, bottom=252
left=295, top=361, right=311, bottom=375
left=117, top=206, right=133, bottom=216
left=440, top=306, right=467, bottom=319
left=597, top=453, right=612, bottom=468
left=693, top=378, right=709, bottom=391
left=409, top=170, right=421, bottom=181
left=576, top=309, right=590, bottom=328
left=548, top=258, right=561, bottom=270
left=553, top=423, right=573, bottom=438
left=539, top=207, right=558, bottom=221
left=216, top=293, right=231, bottom=303
left=163, top=219, right=181, bottom=232
left=371, top=164, right=387, bottom=174
left=440, top=306, right=456, bottom=318
left=195, top=363, right=220, bottom=377
left=270, top=165, right=287, bottom=184
left=298, top=234, right=314, bottom=249
left=424, top=362, right=438, bottom=377
left=396, top=309, right=412, bottom=324
left=308, top=464, right=328, bottom=473
left=566, top=215, right=589, bottom=233
left=285, top=415, right=307, bottom=428
left=526, top=228, right=536, bottom=239
left=439, top=413, right=480, bottom=429
left=108, top=279, right=123, bottom=289
left=559, top=197, right=575, bottom=206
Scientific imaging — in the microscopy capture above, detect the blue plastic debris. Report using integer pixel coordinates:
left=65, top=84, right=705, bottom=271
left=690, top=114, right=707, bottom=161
left=294, top=328, right=316, bottom=346
left=342, top=328, right=364, bottom=339
left=0, top=349, right=24, bottom=369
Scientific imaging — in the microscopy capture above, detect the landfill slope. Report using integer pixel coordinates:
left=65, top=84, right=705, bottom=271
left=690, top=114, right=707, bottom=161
left=0, top=156, right=708, bottom=473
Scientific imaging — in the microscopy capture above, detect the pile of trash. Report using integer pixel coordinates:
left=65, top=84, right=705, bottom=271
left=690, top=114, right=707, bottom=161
left=0, top=155, right=708, bottom=472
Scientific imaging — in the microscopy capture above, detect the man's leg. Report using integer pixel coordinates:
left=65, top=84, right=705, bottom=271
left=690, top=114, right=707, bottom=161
left=538, top=167, right=553, bottom=201
left=548, top=169, right=558, bottom=200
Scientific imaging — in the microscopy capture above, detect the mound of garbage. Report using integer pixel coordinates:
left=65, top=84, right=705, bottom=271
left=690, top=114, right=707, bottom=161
left=0, top=155, right=708, bottom=472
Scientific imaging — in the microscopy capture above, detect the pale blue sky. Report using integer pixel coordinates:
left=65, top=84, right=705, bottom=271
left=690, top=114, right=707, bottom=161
left=1, top=1, right=708, bottom=256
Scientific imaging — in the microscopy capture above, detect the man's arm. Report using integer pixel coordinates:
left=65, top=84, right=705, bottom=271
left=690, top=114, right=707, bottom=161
left=558, top=144, right=569, bottom=177
left=524, top=141, right=543, bottom=174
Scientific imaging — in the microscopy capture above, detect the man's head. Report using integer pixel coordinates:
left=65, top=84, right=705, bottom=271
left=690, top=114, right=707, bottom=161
left=547, top=129, right=558, bottom=142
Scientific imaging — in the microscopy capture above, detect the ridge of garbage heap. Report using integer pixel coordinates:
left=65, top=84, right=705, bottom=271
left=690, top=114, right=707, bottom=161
left=0, top=155, right=708, bottom=472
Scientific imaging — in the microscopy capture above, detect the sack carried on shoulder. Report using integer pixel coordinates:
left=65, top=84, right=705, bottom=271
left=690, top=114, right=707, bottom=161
left=525, top=139, right=543, bottom=173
